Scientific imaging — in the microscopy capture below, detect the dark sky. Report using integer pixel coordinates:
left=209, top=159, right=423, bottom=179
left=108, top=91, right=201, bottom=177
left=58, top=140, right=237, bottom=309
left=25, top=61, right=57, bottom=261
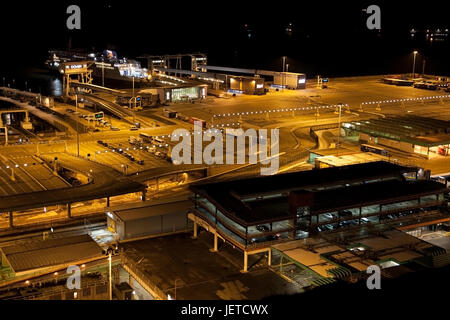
left=0, top=1, right=449, bottom=76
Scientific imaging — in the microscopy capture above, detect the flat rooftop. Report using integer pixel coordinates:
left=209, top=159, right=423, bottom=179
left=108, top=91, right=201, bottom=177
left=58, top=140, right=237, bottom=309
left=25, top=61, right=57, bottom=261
left=190, top=162, right=418, bottom=224
left=0, top=234, right=102, bottom=274
left=192, top=161, right=416, bottom=199
left=232, top=179, right=447, bottom=221
left=315, top=153, right=387, bottom=167
left=111, top=199, right=191, bottom=222
left=309, top=179, right=447, bottom=213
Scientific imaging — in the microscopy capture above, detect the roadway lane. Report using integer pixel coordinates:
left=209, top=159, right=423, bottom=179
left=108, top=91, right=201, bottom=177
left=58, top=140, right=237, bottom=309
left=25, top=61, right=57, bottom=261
left=0, top=153, right=146, bottom=213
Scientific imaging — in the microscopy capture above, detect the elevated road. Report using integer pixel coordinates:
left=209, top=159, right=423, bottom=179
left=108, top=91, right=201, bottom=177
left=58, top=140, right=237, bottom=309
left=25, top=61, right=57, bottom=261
left=69, top=82, right=126, bottom=95
left=79, top=94, right=133, bottom=119
left=0, top=97, right=76, bottom=135
left=77, top=93, right=154, bottom=128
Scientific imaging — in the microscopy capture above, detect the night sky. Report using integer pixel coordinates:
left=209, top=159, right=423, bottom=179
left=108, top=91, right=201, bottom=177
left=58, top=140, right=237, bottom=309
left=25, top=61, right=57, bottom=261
left=0, top=1, right=449, bottom=77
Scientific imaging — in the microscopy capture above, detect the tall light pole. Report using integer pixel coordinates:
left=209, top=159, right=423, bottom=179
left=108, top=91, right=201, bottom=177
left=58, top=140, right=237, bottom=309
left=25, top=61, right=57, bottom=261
left=102, top=62, right=105, bottom=87
left=282, top=56, right=286, bottom=91
left=174, top=278, right=182, bottom=300
left=336, top=103, right=343, bottom=149
left=75, top=93, right=80, bottom=157
left=412, top=51, right=418, bottom=78
left=108, top=253, right=112, bottom=300
left=422, top=58, right=426, bottom=77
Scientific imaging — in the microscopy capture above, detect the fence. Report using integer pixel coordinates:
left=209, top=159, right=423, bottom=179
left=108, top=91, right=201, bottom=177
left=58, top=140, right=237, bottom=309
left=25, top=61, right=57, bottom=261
left=120, top=253, right=167, bottom=300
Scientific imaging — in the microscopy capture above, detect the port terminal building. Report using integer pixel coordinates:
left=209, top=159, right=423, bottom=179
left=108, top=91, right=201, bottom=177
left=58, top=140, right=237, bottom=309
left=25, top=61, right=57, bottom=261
left=188, top=162, right=449, bottom=272
left=342, top=116, right=450, bottom=159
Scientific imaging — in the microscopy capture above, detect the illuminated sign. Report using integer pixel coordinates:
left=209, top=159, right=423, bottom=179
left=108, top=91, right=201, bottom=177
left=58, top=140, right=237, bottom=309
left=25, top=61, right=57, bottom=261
left=298, top=78, right=306, bottom=84
left=94, top=112, right=104, bottom=119
left=256, top=84, right=264, bottom=89
left=70, top=64, right=83, bottom=69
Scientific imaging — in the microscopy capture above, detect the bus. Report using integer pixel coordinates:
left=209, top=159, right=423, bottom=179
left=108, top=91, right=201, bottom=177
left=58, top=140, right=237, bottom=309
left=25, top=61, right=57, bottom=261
left=152, top=137, right=165, bottom=146
left=360, top=144, right=390, bottom=157
left=139, top=133, right=153, bottom=143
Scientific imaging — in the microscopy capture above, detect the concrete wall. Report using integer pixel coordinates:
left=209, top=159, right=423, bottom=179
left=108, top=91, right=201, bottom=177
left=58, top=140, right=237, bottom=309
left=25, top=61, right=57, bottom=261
left=120, top=211, right=190, bottom=240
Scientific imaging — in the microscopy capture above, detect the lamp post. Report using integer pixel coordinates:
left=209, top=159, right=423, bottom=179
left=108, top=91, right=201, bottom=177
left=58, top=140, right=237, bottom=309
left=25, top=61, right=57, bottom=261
left=102, top=62, right=105, bottom=87
left=336, top=103, right=343, bottom=149
left=282, top=56, right=286, bottom=91
left=75, top=93, right=80, bottom=157
left=412, top=51, right=418, bottom=78
left=108, top=253, right=112, bottom=300
left=174, top=278, right=182, bottom=300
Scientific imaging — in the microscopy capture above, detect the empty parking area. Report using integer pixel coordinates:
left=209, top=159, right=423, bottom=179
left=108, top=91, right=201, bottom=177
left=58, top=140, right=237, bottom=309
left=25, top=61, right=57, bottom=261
left=122, top=232, right=300, bottom=300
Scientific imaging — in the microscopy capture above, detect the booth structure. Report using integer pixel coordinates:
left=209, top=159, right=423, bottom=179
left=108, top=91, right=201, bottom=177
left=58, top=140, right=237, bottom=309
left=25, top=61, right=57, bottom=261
left=106, top=199, right=192, bottom=241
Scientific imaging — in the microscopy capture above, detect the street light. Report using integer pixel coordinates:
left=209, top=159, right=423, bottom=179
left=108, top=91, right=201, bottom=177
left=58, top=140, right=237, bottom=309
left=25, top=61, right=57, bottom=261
left=75, top=93, right=80, bottom=157
left=412, top=51, right=418, bottom=78
left=103, top=244, right=119, bottom=301
left=336, top=103, right=343, bottom=150
left=108, top=253, right=112, bottom=300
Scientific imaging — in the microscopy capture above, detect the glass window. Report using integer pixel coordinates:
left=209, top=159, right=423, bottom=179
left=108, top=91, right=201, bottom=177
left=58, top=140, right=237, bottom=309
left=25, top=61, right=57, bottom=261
left=421, top=195, right=437, bottom=204
left=171, top=87, right=200, bottom=101
left=217, top=210, right=246, bottom=234
left=382, top=199, right=419, bottom=212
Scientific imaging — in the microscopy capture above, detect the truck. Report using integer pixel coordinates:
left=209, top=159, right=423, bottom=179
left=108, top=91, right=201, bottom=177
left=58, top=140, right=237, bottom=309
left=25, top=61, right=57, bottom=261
left=129, top=136, right=143, bottom=145
left=189, top=117, right=207, bottom=128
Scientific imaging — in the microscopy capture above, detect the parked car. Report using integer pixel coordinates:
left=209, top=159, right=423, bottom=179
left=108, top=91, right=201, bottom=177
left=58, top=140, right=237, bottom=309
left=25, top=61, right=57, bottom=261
left=256, top=225, right=270, bottom=232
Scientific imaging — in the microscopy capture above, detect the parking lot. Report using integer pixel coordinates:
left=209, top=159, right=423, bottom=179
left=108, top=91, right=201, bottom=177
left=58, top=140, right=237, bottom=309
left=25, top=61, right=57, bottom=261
left=77, top=139, right=172, bottom=174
